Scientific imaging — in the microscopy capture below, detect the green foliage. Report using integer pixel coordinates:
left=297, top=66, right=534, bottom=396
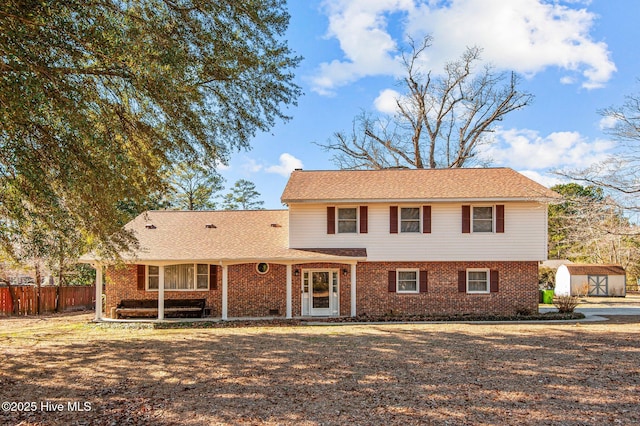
left=167, top=161, right=224, bottom=210
left=0, top=0, right=301, bottom=263
left=538, top=267, right=555, bottom=290
left=222, top=179, right=265, bottom=210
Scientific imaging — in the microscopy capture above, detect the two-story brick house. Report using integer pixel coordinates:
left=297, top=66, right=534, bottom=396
left=91, top=168, right=559, bottom=320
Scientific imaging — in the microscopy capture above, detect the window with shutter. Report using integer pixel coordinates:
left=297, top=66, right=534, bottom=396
left=327, top=206, right=335, bottom=234
left=389, top=206, right=398, bottom=234
left=496, top=205, right=505, bottom=233
left=359, top=206, right=368, bottom=234
left=490, top=270, right=499, bottom=292
left=388, top=270, right=396, bottom=292
left=419, top=271, right=428, bottom=293
left=137, top=265, right=145, bottom=291
left=209, top=265, right=218, bottom=290
left=462, top=206, right=471, bottom=233
left=422, top=206, right=431, bottom=234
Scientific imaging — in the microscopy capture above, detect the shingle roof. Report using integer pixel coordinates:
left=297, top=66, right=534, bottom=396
left=565, top=264, right=626, bottom=276
left=281, top=168, right=560, bottom=203
left=113, top=210, right=366, bottom=263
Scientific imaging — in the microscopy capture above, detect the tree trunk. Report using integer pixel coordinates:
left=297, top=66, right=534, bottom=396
left=5, top=279, right=17, bottom=315
left=35, top=263, right=41, bottom=315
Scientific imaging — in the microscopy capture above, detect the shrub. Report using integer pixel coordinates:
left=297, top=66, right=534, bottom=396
left=553, top=295, right=579, bottom=313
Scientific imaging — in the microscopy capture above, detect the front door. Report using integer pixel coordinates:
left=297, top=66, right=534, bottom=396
left=302, top=270, right=339, bottom=316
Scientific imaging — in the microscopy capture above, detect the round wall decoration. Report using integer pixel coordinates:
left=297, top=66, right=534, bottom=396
left=256, top=263, right=269, bottom=274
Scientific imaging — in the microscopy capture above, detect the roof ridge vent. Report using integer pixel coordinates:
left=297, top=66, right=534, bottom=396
left=205, top=224, right=217, bottom=229
left=145, top=223, right=156, bottom=229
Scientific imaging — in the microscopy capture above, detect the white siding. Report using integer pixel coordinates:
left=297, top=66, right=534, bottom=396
left=289, top=202, right=549, bottom=261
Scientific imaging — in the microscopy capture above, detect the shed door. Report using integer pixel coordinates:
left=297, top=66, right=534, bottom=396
left=588, top=275, right=608, bottom=296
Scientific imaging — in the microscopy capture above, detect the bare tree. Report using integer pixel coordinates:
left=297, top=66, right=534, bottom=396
left=557, top=86, right=640, bottom=212
left=317, top=37, right=533, bottom=169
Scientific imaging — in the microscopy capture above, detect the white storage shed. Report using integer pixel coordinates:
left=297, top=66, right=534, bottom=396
left=555, top=264, right=626, bottom=297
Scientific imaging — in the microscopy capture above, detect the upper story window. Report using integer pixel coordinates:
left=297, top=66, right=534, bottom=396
left=462, top=205, right=504, bottom=234
left=338, top=208, right=357, bottom=233
left=400, top=208, right=420, bottom=233
left=473, top=206, right=493, bottom=232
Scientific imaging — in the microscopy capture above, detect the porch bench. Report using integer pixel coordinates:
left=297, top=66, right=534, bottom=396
left=116, top=299, right=206, bottom=319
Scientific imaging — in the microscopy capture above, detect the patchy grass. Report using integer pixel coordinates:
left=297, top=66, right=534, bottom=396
left=1, top=313, right=639, bottom=425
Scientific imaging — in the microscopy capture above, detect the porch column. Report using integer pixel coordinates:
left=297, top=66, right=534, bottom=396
left=158, top=265, right=165, bottom=320
left=350, top=263, right=357, bottom=317
left=221, top=264, right=228, bottom=320
left=94, top=264, right=103, bottom=321
left=286, top=264, right=292, bottom=319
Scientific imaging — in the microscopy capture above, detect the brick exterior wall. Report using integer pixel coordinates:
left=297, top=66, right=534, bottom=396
left=355, top=261, right=538, bottom=316
left=104, top=265, right=222, bottom=318
left=227, top=263, right=287, bottom=317
left=105, top=261, right=538, bottom=318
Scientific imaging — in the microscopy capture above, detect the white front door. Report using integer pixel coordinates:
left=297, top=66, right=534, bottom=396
left=302, top=270, right=339, bottom=316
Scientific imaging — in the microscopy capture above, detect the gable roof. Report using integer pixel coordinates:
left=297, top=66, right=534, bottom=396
left=100, top=210, right=366, bottom=263
left=564, top=264, right=626, bottom=276
left=281, top=168, right=560, bottom=203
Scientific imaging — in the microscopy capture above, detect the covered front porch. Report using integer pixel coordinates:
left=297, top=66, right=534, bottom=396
left=92, top=250, right=366, bottom=322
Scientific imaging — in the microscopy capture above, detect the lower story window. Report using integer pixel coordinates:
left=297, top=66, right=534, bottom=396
left=397, top=269, right=419, bottom=293
left=467, top=269, right=489, bottom=293
left=147, top=264, right=209, bottom=290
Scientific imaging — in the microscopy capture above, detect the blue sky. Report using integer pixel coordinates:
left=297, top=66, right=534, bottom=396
left=217, top=0, right=640, bottom=209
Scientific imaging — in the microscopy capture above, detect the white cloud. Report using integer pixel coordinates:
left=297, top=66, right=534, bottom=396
left=265, top=153, right=304, bottom=177
left=309, top=0, right=412, bottom=95
left=480, top=128, right=615, bottom=170
left=599, top=115, right=619, bottom=130
left=312, top=0, right=615, bottom=94
left=241, top=158, right=263, bottom=174
left=373, top=89, right=402, bottom=114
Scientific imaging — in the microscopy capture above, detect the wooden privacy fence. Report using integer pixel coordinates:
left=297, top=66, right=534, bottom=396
left=0, top=285, right=95, bottom=316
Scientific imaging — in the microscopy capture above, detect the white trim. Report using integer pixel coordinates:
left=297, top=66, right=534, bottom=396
left=396, top=268, right=420, bottom=293
left=336, top=206, right=358, bottom=234
left=286, top=265, right=292, bottom=319
left=284, top=197, right=555, bottom=204
left=302, top=269, right=340, bottom=316
left=221, top=265, right=228, bottom=320
left=350, top=264, right=356, bottom=317
left=471, top=205, right=495, bottom=233
left=146, top=263, right=210, bottom=291
left=399, top=206, right=421, bottom=233
left=467, top=268, right=490, bottom=294
left=158, top=265, right=165, bottom=320
left=94, top=265, right=103, bottom=321
left=256, top=262, right=270, bottom=274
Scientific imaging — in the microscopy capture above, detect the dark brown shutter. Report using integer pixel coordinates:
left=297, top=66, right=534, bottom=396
left=419, top=271, right=428, bottom=293
left=422, top=206, right=431, bottom=234
left=388, top=270, right=396, bottom=292
left=490, top=270, right=499, bottom=293
left=360, top=206, right=368, bottom=234
left=390, top=206, right=398, bottom=234
left=209, top=265, right=218, bottom=290
left=458, top=270, right=467, bottom=292
left=496, top=205, right=505, bottom=233
left=327, top=206, right=335, bottom=234
left=137, top=265, right=145, bottom=291
left=462, top=205, right=471, bottom=233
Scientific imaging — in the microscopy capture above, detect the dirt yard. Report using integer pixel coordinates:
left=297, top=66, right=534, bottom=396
left=0, top=312, right=639, bottom=425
